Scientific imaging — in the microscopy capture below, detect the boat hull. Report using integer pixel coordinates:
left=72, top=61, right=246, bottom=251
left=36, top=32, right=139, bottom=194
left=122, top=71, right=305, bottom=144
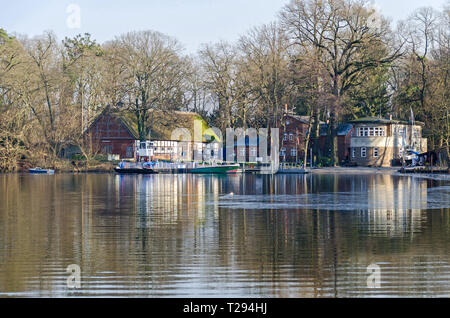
left=29, top=169, right=54, bottom=174
left=188, top=165, right=240, bottom=174
left=114, top=167, right=158, bottom=174
left=277, top=169, right=309, bottom=174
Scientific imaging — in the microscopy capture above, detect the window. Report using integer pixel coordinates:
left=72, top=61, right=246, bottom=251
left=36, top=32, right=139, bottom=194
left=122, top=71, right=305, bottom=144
left=373, top=147, right=379, bottom=158
left=358, top=126, right=386, bottom=137
left=361, top=147, right=367, bottom=158
left=280, top=148, right=286, bottom=156
left=358, top=127, right=369, bottom=137
left=103, top=145, right=112, bottom=155
left=291, top=148, right=297, bottom=157
left=289, top=134, right=294, bottom=141
left=352, top=148, right=356, bottom=158
left=283, top=134, right=288, bottom=141
left=126, top=146, right=133, bottom=158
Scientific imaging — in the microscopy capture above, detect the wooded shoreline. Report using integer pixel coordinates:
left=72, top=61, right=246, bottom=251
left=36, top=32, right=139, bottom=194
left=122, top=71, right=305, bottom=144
left=1, top=0, right=449, bottom=173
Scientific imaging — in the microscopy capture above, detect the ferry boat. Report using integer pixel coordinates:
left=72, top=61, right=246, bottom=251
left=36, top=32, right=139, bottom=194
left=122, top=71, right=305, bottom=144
left=114, top=162, right=158, bottom=174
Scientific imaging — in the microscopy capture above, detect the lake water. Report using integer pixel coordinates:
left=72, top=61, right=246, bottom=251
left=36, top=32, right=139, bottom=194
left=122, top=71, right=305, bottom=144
left=0, top=173, right=449, bottom=297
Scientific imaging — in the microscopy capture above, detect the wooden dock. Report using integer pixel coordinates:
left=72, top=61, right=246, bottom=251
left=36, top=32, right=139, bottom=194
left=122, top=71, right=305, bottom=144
left=399, top=166, right=449, bottom=174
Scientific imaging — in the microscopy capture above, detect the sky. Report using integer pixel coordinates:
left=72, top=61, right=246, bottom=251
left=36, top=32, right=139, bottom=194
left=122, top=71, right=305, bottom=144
left=1, top=0, right=448, bottom=53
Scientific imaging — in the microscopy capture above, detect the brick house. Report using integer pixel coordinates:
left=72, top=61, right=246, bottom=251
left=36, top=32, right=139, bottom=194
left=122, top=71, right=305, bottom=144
left=279, top=113, right=311, bottom=163
left=279, top=112, right=351, bottom=164
left=349, top=117, right=427, bottom=167
left=85, top=107, right=216, bottom=161
left=316, top=123, right=354, bottom=164
left=337, top=124, right=354, bottom=163
left=86, top=107, right=138, bottom=159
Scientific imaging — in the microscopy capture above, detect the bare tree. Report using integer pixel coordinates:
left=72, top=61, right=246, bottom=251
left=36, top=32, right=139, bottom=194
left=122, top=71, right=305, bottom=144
left=281, top=0, right=401, bottom=164
left=199, top=41, right=242, bottom=131
left=238, top=22, right=293, bottom=129
left=112, top=31, right=188, bottom=141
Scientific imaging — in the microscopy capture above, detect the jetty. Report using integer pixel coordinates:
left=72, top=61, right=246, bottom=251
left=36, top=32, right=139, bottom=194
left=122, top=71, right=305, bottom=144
left=399, top=166, right=449, bottom=174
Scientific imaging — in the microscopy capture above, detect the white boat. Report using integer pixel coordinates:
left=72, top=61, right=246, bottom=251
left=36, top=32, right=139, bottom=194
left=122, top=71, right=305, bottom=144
left=29, top=167, right=55, bottom=174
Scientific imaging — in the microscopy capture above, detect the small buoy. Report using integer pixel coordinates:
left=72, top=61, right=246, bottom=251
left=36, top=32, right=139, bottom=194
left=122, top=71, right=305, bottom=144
left=229, top=192, right=234, bottom=196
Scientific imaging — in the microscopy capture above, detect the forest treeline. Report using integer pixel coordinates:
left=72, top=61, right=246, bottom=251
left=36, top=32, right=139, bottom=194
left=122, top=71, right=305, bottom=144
left=0, top=0, right=449, bottom=171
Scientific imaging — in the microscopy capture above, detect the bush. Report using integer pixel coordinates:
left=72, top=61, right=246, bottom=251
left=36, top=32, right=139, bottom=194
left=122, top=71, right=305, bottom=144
left=70, top=154, right=86, bottom=161
left=318, top=156, right=333, bottom=167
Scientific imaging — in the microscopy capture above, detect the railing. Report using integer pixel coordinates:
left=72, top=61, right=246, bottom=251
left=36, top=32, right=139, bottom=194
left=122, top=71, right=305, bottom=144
left=279, top=162, right=305, bottom=170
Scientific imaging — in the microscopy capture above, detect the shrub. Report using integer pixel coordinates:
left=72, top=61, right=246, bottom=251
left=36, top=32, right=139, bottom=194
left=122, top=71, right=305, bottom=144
left=319, top=156, right=333, bottom=167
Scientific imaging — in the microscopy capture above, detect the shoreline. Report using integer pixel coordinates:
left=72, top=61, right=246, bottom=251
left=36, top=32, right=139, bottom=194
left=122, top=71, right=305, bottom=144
left=309, top=167, right=399, bottom=175
left=2, top=166, right=449, bottom=181
left=309, top=166, right=450, bottom=181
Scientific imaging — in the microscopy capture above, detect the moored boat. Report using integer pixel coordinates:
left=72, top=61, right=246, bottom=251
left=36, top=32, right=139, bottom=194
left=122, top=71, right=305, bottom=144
left=114, top=167, right=158, bottom=174
left=114, top=162, right=159, bottom=174
left=277, top=168, right=309, bottom=174
left=29, top=167, right=55, bottom=174
left=188, top=164, right=240, bottom=174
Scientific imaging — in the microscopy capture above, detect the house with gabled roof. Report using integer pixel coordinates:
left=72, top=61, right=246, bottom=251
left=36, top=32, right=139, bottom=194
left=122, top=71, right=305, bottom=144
left=84, top=106, right=219, bottom=161
left=279, top=113, right=315, bottom=163
left=85, top=107, right=139, bottom=159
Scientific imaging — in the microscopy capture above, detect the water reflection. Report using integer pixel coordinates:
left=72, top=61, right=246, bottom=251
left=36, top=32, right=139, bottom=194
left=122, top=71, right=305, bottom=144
left=0, top=173, right=448, bottom=297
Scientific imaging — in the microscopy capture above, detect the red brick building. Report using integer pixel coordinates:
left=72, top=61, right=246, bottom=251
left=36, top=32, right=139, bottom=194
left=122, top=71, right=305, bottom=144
left=317, top=123, right=354, bottom=164
left=337, top=124, right=354, bottom=163
left=279, top=113, right=311, bottom=163
left=279, top=112, right=354, bottom=164
left=86, top=108, right=138, bottom=159
left=84, top=107, right=217, bottom=161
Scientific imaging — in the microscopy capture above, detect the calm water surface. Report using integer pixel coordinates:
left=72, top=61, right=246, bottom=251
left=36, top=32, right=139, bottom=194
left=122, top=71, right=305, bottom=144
left=0, top=173, right=449, bottom=297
